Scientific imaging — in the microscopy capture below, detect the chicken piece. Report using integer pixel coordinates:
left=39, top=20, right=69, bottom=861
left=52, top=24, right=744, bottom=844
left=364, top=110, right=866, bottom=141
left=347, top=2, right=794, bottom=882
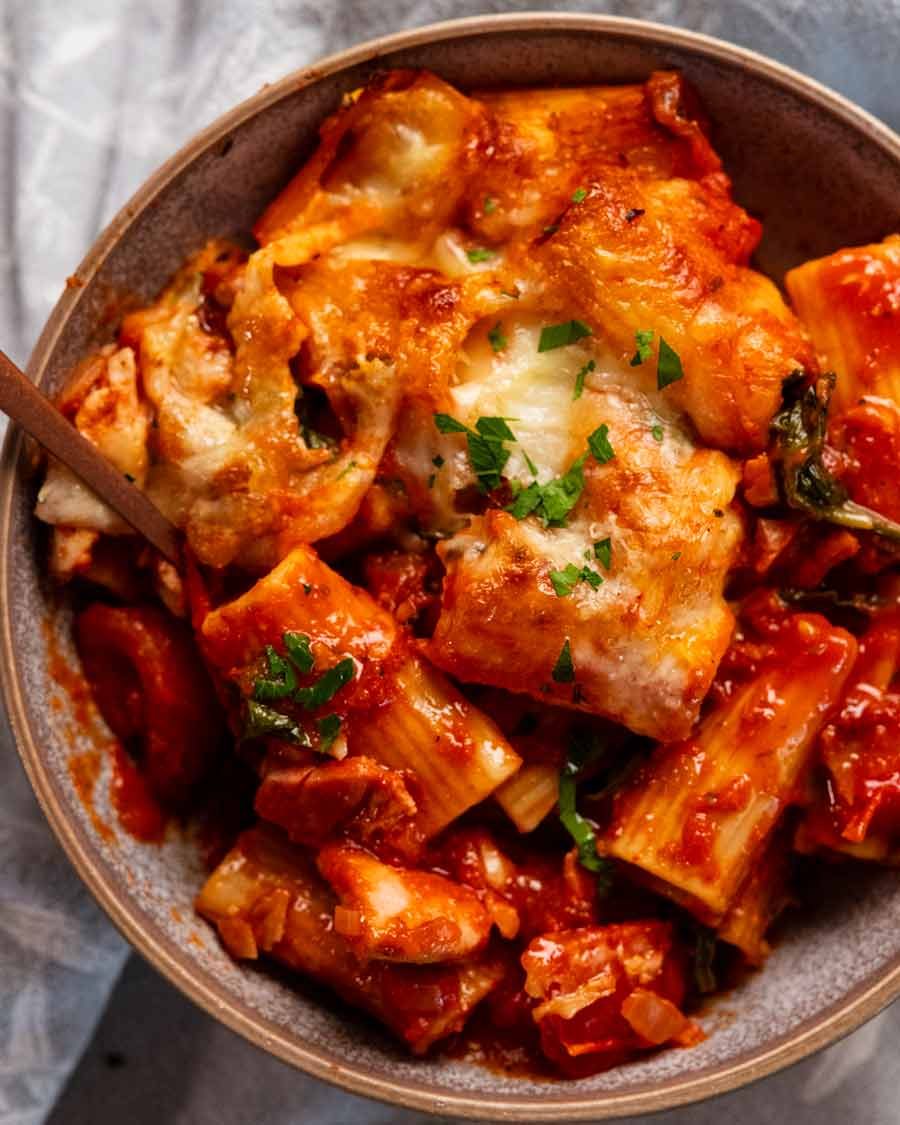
left=521, top=922, right=698, bottom=1077
left=318, top=842, right=495, bottom=963
left=196, top=826, right=503, bottom=1054
left=254, top=756, right=418, bottom=849
left=541, top=169, right=813, bottom=453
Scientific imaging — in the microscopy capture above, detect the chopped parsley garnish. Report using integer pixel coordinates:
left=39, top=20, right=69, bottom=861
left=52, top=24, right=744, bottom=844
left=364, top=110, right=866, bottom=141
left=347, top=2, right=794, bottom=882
left=651, top=423, right=664, bottom=442
left=672, top=551, right=682, bottom=561
left=630, top=330, right=685, bottom=389
left=552, top=638, right=575, bottom=683
left=434, top=413, right=523, bottom=492
left=573, top=359, right=595, bottom=401
left=630, top=329, right=654, bottom=367
left=571, top=187, right=587, bottom=204
left=123, top=472, right=136, bottom=483
left=283, top=631, right=314, bottom=674
left=558, top=733, right=614, bottom=886
left=657, top=337, right=685, bottom=389
left=253, top=645, right=298, bottom=701
left=431, top=454, right=445, bottom=468
left=522, top=449, right=539, bottom=478
left=427, top=473, right=436, bottom=489
left=550, top=563, right=604, bottom=597
left=317, top=714, right=341, bottom=754
left=302, top=583, right=312, bottom=596
left=588, top=423, right=615, bottom=464
left=507, top=452, right=587, bottom=526
left=625, top=207, right=645, bottom=222
left=487, top=322, right=508, bottom=353
left=500, top=287, right=520, bottom=300
left=242, top=701, right=309, bottom=746
left=593, top=537, right=612, bottom=570
left=466, top=247, right=495, bottom=263
left=294, top=657, right=356, bottom=710
left=543, top=223, right=559, bottom=235
left=538, top=319, right=593, bottom=352
left=484, top=195, right=497, bottom=214
left=247, top=633, right=357, bottom=749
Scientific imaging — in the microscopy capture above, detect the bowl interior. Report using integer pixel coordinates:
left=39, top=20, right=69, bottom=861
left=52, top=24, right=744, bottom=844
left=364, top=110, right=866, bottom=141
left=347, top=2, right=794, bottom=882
left=5, top=17, right=900, bottom=1121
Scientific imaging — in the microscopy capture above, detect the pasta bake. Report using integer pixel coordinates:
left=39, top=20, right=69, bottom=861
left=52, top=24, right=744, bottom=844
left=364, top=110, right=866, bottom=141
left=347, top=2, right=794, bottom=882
left=35, top=68, right=900, bottom=1077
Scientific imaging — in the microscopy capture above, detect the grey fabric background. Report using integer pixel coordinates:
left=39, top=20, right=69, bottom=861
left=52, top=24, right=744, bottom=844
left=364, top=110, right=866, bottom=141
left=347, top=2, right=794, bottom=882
left=2, top=2, right=900, bottom=1122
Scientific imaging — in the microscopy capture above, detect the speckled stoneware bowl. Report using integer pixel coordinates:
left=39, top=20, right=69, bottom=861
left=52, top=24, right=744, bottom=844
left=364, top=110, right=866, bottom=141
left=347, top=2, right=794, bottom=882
left=3, top=13, right=900, bottom=1120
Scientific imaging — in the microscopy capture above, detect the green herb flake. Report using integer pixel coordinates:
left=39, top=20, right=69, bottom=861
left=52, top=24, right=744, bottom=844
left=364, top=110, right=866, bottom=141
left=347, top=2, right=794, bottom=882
left=593, top=537, right=612, bottom=570
left=434, top=412, right=469, bottom=435
left=657, top=337, right=685, bottom=389
left=651, top=423, right=664, bottom=442
left=302, top=583, right=312, bottom=596
left=552, top=638, right=575, bottom=683
left=295, top=657, right=356, bottom=711
left=543, top=223, right=559, bottom=236
left=550, top=564, right=583, bottom=598
left=522, top=449, right=539, bottom=478
left=507, top=480, right=543, bottom=520
left=434, top=413, right=530, bottom=493
left=500, top=287, right=520, bottom=300
left=537, top=454, right=587, bottom=525
left=252, top=645, right=298, bottom=702
left=558, top=734, right=614, bottom=886
left=474, top=416, right=517, bottom=443
left=317, top=714, right=342, bottom=754
left=550, top=562, right=603, bottom=597
left=588, top=424, right=615, bottom=465
left=466, top=247, right=495, bottom=264
left=571, top=187, right=588, bottom=204
left=431, top=454, right=445, bottom=468
left=573, top=359, right=595, bottom=401
left=483, top=195, right=497, bottom=214
left=283, top=632, right=314, bottom=674
left=242, top=701, right=310, bottom=746
left=672, top=551, right=682, bottom=561
left=506, top=453, right=587, bottom=527
left=488, top=322, right=508, bottom=353
left=630, top=329, right=654, bottom=367
left=123, top=472, right=136, bottom=483
left=427, top=472, right=436, bottom=489
left=538, top=319, right=593, bottom=352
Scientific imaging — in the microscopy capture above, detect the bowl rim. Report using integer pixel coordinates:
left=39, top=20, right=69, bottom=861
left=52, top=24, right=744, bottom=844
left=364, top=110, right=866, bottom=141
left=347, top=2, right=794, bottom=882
left=3, top=11, right=900, bottom=1120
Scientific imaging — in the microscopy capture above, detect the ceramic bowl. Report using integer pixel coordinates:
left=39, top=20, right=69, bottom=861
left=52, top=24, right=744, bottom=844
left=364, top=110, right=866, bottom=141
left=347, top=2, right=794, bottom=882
left=3, top=14, right=900, bottom=1121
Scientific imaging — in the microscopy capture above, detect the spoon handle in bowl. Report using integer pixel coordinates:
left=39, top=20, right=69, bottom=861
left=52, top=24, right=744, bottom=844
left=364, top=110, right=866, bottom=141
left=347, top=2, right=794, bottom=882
left=0, top=349, right=180, bottom=563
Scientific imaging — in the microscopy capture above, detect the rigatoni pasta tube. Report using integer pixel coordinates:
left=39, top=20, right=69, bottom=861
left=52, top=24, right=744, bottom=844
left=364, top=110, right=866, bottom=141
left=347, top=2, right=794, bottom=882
left=785, top=235, right=900, bottom=416
left=494, top=763, right=560, bottom=833
left=202, top=544, right=521, bottom=838
left=601, top=614, right=856, bottom=922
left=196, top=825, right=503, bottom=1053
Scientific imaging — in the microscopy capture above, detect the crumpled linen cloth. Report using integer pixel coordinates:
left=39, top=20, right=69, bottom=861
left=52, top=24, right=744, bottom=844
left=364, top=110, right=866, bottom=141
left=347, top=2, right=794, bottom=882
left=2, top=2, right=900, bottom=1122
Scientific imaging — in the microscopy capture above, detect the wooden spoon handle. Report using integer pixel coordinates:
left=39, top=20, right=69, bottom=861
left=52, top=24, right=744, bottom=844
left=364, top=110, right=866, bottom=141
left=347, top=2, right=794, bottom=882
left=0, top=349, right=180, bottom=563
